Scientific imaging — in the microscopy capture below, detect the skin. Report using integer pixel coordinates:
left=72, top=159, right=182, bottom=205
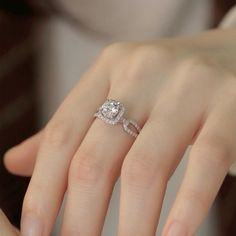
left=4, top=28, right=236, bottom=236
left=0, top=209, right=20, bottom=236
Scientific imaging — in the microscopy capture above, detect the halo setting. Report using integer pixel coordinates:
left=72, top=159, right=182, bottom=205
left=94, top=99, right=141, bottom=138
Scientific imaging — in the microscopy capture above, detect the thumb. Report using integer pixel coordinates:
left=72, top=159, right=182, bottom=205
left=4, top=131, right=42, bottom=176
left=0, top=209, right=20, bottom=235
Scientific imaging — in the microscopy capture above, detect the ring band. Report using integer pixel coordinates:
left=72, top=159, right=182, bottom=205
left=94, top=99, right=141, bottom=138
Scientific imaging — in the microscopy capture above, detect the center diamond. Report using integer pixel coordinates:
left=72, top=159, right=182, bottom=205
left=101, top=100, right=120, bottom=119
left=95, top=99, right=125, bottom=125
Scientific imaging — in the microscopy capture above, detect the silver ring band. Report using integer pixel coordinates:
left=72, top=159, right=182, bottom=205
left=94, top=99, right=141, bottom=138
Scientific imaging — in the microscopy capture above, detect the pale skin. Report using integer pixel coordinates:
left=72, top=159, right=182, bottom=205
left=3, top=28, right=236, bottom=236
left=0, top=209, right=19, bottom=236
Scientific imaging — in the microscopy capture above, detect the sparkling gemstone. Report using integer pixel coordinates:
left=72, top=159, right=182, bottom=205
left=94, top=99, right=140, bottom=137
left=101, top=100, right=120, bottom=119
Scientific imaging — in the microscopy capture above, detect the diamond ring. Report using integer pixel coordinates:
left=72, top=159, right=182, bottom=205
left=94, top=99, right=141, bottom=138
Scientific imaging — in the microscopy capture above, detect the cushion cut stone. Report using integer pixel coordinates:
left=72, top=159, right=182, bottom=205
left=101, top=100, right=120, bottom=119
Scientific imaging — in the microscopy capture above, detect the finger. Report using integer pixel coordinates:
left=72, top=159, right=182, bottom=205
left=61, top=96, right=147, bottom=235
left=21, top=61, right=110, bottom=236
left=163, top=99, right=236, bottom=236
left=118, top=92, right=204, bottom=236
left=0, top=209, right=19, bottom=236
left=4, top=131, right=42, bottom=176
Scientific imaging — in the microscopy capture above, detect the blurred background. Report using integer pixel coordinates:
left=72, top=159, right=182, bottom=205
left=0, top=0, right=236, bottom=235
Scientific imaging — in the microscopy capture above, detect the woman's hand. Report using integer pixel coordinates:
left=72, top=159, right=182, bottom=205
left=4, top=28, right=236, bottom=236
left=0, top=209, right=19, bottom=236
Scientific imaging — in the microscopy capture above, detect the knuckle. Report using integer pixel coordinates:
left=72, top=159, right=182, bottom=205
left=180, top=188, right=210, bottom=214
left=43, top=121, right=70, bottom=148
left=130, top=44, right=172, bottom=70
left=177, top=55, right=218, bottom=84
left=70, top=157, right=103, bottom=187
left=182, top=55, right=214, bottom=73
left=121, top=155, right=167, bottom=190
left=100, top=42, right=135, bottom=60
left=115, top=44, right=173, bottom=84
left=192, top=137, right=230, bottom=168
left=132, top=44, right=172, bottom=62
left=69, top=148, right=116, bottom=188
left=171, top=55, right=220, bottom=100
left=69, top=158, right=103, bottom=189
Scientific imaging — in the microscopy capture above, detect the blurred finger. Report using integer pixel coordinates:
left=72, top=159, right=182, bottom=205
left=4, top=131, right=42, bottom=176
left=163, top=97, right=236, bottom=236
left=61, top=97, right=146, bottom=235
left=118, top=96, right=202, bottom=236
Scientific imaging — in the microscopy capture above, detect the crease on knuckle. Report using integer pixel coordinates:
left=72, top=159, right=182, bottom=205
left=192, top=137, right=231, bottom=169
left=43, top=121, right=70, bottom=148
left=121, top=154, right=167, bottom=190
left=69, top=147, right=116, bottom=188
left=171, top=55, right=221, bottom=103
left=70, top=156, right=103, bottom=188
left=180, top=188, right=210, bottom=215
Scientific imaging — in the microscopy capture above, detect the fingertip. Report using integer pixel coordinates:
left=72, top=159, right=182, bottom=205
left=3, top=147, right=17, bottom=170
left=3, top=144, right=35, bottom=176
left=3, top=146, right=21, bottom=175
left=3, top=132, right=42, bottom=176
left=4, top=131, right=42, bottom=166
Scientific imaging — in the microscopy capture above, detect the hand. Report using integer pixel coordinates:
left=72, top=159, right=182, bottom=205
left=0, top=209, right=19, bottom=236
left=4, top=28, right=236, bottom=236
left=4, top=131, right=42, bottom=177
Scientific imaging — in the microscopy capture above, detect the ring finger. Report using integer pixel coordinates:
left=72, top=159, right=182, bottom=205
left=60, top=93, right=148, bottom=235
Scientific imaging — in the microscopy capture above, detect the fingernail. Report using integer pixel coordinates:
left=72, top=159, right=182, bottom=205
left=166, top=221, right=187, bottom=236
left=21, top=213, right=43, bottom=236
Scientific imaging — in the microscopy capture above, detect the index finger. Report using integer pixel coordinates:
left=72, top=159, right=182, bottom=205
left=21, top=60, right=109, bottom=236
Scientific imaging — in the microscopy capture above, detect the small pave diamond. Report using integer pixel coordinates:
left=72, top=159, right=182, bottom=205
left=94, top=99, right=141, bottom=138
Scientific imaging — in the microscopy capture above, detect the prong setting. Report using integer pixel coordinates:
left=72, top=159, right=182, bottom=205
left=94, top=99, right=125, bottom=125
left=94, top=99, right=141, bottom=138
